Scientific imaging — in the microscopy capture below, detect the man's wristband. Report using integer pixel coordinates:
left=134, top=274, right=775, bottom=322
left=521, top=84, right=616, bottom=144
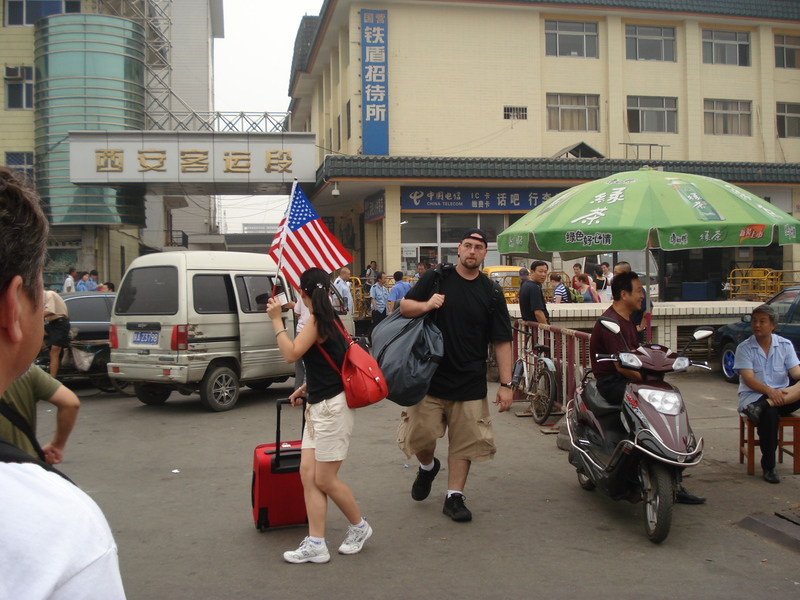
left=499, top=382, right=514, bottom=389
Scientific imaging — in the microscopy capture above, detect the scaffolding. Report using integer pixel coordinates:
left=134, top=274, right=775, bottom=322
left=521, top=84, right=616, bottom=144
left=96, top=0, right=288, bottom=133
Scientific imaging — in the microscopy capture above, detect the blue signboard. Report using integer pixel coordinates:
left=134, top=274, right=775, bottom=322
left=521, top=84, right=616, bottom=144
left=361, top=10, right=389, bottom=155
left=401, top=186, right=566, bottom=211
left=364, top=194, right=385, bottom=222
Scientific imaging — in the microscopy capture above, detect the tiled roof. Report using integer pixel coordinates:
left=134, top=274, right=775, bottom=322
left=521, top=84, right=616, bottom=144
left=318, top=155, right=800, bottom=186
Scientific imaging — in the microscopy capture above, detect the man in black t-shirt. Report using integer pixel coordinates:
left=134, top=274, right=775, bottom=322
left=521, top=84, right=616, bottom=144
left=398, top=229, right=513, bottom=522
left=519, top=261, right=549, bottom=324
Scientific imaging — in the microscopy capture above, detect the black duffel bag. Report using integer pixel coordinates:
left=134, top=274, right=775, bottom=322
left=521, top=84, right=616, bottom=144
left=372, top=309, right=444, bottom=406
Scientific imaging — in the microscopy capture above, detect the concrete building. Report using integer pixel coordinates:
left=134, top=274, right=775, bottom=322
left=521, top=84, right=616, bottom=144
left=1, top=0, right=223, bottom=288
left=288, top=0, right=800, bottom=299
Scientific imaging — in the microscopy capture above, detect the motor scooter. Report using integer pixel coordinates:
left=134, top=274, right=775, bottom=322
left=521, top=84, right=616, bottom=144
left=567, top=318, right=714, bottom=543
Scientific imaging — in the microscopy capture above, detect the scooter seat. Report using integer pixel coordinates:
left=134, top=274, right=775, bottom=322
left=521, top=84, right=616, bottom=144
left=584, top=380, right=622, bottom=418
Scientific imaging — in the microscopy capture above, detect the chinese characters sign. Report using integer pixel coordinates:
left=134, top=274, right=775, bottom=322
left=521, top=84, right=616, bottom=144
left=362, top=10, right=388, bottom=155
left=364, top=194, right=385, bottom=222
left=69, top=131, right=316, bottom=194
left=401, top=186, right=565, bottom=212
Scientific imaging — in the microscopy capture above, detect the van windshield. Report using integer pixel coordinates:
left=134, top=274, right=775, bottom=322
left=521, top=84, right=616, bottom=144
left=115, top=266, right=179, bottom=315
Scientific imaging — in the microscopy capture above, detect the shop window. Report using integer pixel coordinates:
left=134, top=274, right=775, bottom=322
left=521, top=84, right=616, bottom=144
left=441, top=214, right=477, bottom=244
left=545, top=21, right=598, bottom=58
left=777, top=102, right=800, bottom=138
left=626, top=25, right=676, bottom=61
left=702, top=30, right=750, bottom=66
left=546, top=94, right=599, bottom=131
left=6, top=0, right=80, bottom=26
left=703, top=99, right=751, bottom=136
left=400, top=214, right=437, bottom=244
left=627, top=96, right=677, bottom=133
left=775, top=34, right=800, bottom=69
left=5, top=66, right=33, bottom=110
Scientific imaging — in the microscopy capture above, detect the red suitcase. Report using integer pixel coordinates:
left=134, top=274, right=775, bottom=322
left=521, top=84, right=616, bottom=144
left=251, top=398, right=307, bottom=531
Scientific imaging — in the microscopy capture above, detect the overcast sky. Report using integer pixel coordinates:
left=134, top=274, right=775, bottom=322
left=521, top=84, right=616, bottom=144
left=213, top=0, right=324, bottom=233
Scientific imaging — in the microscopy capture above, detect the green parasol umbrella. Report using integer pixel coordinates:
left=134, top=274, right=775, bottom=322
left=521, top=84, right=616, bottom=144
left=497, top=167, right=800, bottom=260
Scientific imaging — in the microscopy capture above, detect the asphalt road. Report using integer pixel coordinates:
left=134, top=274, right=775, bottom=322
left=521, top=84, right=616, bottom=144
left=41, top=371, right=800, bottom=600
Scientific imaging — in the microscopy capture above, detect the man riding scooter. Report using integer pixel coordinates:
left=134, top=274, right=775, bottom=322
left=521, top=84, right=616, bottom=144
left=589, top=271, right=706, bottom=505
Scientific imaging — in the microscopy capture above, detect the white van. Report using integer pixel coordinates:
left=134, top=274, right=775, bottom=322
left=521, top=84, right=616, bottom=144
left=108, top=251, right=353, bottom=411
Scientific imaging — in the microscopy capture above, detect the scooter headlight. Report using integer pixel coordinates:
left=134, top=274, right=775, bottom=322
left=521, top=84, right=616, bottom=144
left=672, top=357, right=690, bottom=372
left=639, top=389, right=682, bottom=415
left=618, top=353, right=642, bottom=370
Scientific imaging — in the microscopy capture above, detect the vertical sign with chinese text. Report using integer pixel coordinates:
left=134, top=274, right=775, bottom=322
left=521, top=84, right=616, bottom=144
left=361, top=10, right=388, bottom=155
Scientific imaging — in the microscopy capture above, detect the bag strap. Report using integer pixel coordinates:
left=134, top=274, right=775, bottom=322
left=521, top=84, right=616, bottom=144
left=314, top=319, right=351, bottom=376
left=0, top=436, right=74, bottom=484
left=0, top=399, right=46, bottom=462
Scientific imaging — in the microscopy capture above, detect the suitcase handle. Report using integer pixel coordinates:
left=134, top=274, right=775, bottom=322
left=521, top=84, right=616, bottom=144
left=275, top=398, right=305, bottom=465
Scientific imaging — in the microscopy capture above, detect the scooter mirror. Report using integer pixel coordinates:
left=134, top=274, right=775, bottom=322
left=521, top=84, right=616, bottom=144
left=600, top=317, right=621, bottom=335
left=692, top=327, right=714, bottom=342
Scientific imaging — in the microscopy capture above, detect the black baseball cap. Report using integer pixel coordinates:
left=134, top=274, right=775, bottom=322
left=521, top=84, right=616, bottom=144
left=461, top=228, right=489, bottom=246
left=519, top=268, right=529, bottom=277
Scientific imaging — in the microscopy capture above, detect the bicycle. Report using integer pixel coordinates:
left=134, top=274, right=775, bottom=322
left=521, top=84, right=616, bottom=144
left=511, top=329, right=557, bottom=424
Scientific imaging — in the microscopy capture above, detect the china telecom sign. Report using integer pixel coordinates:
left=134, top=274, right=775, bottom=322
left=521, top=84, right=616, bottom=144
left=361, top=10, right=388, bottom=155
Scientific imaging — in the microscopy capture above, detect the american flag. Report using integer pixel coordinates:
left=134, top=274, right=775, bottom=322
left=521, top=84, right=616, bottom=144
left=268, top=182, right=353, bottom=290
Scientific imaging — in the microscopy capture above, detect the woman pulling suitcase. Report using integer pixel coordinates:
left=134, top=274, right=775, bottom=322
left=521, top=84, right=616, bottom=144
left=266, top=268, right=372, bottom=564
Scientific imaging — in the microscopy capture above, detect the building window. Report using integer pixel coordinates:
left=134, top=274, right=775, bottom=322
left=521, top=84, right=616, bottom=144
left=704, top=100, right=751, bottom=136
left=626, top=25, right=676, bottom=61
left=547, top=94, right=599, bottom=131
left=346, top=100, right=351, bottom=139
left=5, top=66, right=33, bottom=110
left=775, top=34, right=800, bottom=69
left=545, top=21, right=598, bottom=58
left=504, top=106, right=527, bottom=120
left=702, top=30, right=750, bottom=66
left=6, top=0, right=80, bottom=26
left=777, top=103, right=800, bottom=138
left=627, top=96, right=677, bottom=133
left=5, top=152, right=34, bottom=185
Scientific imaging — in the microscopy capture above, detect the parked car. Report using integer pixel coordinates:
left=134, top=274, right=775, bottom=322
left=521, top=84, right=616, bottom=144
left=712, top=286, right=800, bottom=383
left=60, top=291, right=116, bottom=340
left=109, top=251, right=355, bottom=412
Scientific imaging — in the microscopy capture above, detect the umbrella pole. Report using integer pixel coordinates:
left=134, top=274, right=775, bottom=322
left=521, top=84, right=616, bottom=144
left=645, top=248, right=652, bottom=342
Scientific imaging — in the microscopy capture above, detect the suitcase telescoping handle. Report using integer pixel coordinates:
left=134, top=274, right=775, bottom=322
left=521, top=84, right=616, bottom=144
left=275, top=398, right=306, bottom=463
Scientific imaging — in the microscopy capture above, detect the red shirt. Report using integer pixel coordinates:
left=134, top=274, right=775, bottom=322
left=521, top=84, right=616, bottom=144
left=589, top=306, right=639, bottom=379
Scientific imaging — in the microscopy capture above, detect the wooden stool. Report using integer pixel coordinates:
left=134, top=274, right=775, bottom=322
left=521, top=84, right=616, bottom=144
left=739, top=415, right=800, bottom=475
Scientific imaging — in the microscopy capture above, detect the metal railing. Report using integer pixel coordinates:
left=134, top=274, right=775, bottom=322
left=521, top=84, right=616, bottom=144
left=512, top=319, right=592, bottom=408
left=727, top=268, right=800, bottom=301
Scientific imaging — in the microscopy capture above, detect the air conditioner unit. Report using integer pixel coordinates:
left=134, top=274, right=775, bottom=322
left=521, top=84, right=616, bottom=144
left=4, top=66, right=22, bottom=80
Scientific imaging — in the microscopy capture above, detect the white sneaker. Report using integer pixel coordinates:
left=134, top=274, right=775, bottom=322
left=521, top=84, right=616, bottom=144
left=283, top=537, right=330, bottom=564
left=338, top=520, right=373, bottom=555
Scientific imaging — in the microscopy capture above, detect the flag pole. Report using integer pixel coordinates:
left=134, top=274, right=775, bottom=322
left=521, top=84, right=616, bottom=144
left=271, top=179, right=297, bottom=296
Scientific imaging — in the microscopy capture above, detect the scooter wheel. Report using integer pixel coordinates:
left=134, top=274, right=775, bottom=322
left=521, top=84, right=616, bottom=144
left=640, top=461, right=675, bottom=544
left=577, top=470, right=596, bottom=491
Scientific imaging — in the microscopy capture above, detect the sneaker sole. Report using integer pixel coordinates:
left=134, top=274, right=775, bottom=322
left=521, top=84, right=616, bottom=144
left=443, top=511, right=472, bottom=522
left=283, top=553, right=331, bottom=564
left=338, top=525, right=373, bottom=555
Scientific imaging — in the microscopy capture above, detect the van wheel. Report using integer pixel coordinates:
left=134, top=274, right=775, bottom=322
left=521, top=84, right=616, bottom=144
left=134, top=384, right=172, bottom=405
left=200, top=366, right=240, bottom=412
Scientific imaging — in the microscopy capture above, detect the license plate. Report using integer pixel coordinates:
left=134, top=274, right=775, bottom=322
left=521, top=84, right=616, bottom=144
left=133, top=331, right=159, bottom=345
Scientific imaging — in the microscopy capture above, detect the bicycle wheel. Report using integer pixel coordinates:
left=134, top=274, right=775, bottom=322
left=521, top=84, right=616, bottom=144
left=527, top=363, right=556, bottom=424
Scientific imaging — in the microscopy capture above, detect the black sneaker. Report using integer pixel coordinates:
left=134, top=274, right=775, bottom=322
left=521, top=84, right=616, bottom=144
left=411, top=458, right=440, bottom=501
left=443, top=493, right=472, bottom=522
left=742, top=402, right=764, bottom=426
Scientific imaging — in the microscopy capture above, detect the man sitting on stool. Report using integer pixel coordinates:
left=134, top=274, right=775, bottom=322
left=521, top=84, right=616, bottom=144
left=735, top=304, right=800, bottom=484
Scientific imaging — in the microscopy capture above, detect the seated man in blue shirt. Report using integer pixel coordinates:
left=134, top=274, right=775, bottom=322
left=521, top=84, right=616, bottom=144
left=735, top=304, right=800, bottom=484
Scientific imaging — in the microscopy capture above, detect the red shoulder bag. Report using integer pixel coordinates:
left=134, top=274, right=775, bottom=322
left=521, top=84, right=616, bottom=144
left=315, top=320, right=388, bottom=408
